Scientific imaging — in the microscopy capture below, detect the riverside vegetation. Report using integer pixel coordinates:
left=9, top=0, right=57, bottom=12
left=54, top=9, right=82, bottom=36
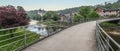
left=101, top=20, right=120, bottom=50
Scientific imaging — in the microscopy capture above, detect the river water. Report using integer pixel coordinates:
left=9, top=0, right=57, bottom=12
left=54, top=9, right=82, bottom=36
left=26, top=20, right=48, bottom=36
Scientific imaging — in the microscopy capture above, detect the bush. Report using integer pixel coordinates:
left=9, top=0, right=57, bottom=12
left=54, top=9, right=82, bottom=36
left=87, top=11, right=99, bottom=19
left=101, top=22, right=120, bottom=27
left=73, top=14, right=83, bottom=22
left=0, top=5, right=29, bottom=28
left=43, top=11, right=60, bottom=21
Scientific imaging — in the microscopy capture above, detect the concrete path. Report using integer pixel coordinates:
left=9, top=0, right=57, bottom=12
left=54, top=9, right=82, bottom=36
left=23, top=21, right=97, bottom=51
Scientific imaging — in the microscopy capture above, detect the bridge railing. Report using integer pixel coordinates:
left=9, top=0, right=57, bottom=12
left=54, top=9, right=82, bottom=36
left=96, top=19, right=120, bottom=51
left=0, top=18, right=98, bottom=51
left=0, top=25, right=42, bottom=51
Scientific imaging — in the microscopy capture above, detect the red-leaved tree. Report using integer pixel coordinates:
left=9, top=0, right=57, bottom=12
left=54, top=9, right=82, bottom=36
left=0, top=5, right=29, bottom=37
left=0, top=5, right=29, bottom=28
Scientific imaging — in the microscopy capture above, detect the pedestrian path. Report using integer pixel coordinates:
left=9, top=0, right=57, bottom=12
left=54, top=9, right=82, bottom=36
left=22, top=21, right=97, bottom=51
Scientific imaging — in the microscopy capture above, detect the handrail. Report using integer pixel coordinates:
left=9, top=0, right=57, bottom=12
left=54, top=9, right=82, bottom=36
left=0, top=18, right=117, bottom=51
left=0, top=18, right=97, bottom=51
left=96, top=18, right=120, bottom=51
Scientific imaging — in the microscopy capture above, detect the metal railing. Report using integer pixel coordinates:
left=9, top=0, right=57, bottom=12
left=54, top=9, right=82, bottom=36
left=96, top=18, right=120, bottom=51
left=0, top=18, right=97, bottom=51
left=0, top=25, right=41, bottom=51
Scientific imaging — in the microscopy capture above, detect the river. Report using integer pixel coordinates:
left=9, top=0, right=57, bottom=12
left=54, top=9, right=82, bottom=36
left=26, top=20, right=48, bottom=36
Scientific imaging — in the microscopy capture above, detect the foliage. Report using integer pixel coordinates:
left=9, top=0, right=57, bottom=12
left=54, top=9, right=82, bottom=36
left=37, top=20, right=69, bottom=31
left=43, top=11, right=60, bottom=21
left=73, top=14, right=83, bottom=22
left=27, top=0, right=120, bottom=20
left=0, top=28, right=40, bottom=51
left=32, top=14, right=41, bottom=20
left=0, top=5, right=29, bottom=28
left=27, top=7, right=80, bottom=17
left=27, top=10, right=41, bottom=19
left=101, top=22, right=120, bottom=27
left=87, top=11, right=99, bottom=19
left=74, top=6, right=99, bottom=22
left=78, top=6, right=92, bottom=18
left=56, top=7, right=80, bottom=14
left=98, top=0, right=120, bottom=9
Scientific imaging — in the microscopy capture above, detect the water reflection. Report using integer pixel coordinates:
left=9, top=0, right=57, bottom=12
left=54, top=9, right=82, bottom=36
left=26, top=25, right=48, bottom=36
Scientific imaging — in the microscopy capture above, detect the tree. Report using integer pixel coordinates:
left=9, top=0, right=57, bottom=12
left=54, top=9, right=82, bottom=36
left=78, top=6, right=92, bottom=18
left=51, top=13, right=60, bottom=21
left=74, top=14, right=83, bottom=22
left=105, top=3, right=112, bottom=9
left=32, top=14, right=41, bottom=20
left=101, top=0, right=120, bottom=9
left=17, top=6, right=29, bottom=26
left=43, top=11, right=60, bottom=21
left=87, top=11, right=99, bottom=19
left=0, top=5, right=29, bottom=37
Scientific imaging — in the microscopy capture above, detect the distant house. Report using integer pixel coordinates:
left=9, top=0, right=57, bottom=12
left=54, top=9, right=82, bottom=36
left=59, top=12, right=76, bottom=23
left=95, top=7, right=104, bottom=16
left=60, top=14, right=67, bottom=22
left=95, top=7, right=120, bottom=17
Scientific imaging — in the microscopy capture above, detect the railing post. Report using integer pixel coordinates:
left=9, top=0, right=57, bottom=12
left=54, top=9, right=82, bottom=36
left=96, top=26, right=99, bottom=51
left=96, top=24, right=101, bottom=51
left=47, top=26, right=50, bottom=37
left=23, top=26, right=27, bottom=47
left=97, top=31, right=102, bottom=51
left=96, top=23, right=104, bottom=51
left=106, top=37, right=109, bottom=51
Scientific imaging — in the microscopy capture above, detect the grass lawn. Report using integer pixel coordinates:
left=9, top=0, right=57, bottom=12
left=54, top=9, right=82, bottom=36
left=0, top=27, right=40, bottom=51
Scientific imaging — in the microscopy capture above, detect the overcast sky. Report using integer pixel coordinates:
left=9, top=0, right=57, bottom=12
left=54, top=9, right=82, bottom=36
left=0, top=0, right=117, bottom=11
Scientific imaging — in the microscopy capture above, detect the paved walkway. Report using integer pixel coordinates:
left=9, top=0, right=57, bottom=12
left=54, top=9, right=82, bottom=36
left=23, top=21, right=97, bottom=51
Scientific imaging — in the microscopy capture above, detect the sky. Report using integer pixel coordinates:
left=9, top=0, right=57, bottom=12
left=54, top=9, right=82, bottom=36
left=0, top=0, right=118, bottom=11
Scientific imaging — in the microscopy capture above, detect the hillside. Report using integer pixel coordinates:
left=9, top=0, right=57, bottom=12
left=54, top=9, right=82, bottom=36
left=97, top=0, right=120, bottom=9
left=27, top=10, right=39, bottom=18
left=27, top=0, right=120, bottom=18
left=27, top=10, right=46, bottom=19
left=55, top=7, right=80, bottom=14
left=27, top=7, right=80, bottom=18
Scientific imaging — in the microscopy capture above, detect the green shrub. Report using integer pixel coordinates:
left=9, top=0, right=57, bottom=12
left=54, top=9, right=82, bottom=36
left=101, top=22, right=120, bottom=27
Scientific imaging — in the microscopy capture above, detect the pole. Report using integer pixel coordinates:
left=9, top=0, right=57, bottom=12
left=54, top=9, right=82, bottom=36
left=23, top=26, right=26, bottom=47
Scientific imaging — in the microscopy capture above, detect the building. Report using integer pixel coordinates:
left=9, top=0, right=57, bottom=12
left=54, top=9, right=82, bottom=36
left=95, top=7, right=120, bottom=17
left=95, top=7, right=104, bottom=16
left=59, top=12, right=76, bottom=23
left=60, top=14, right=68, bottom=22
